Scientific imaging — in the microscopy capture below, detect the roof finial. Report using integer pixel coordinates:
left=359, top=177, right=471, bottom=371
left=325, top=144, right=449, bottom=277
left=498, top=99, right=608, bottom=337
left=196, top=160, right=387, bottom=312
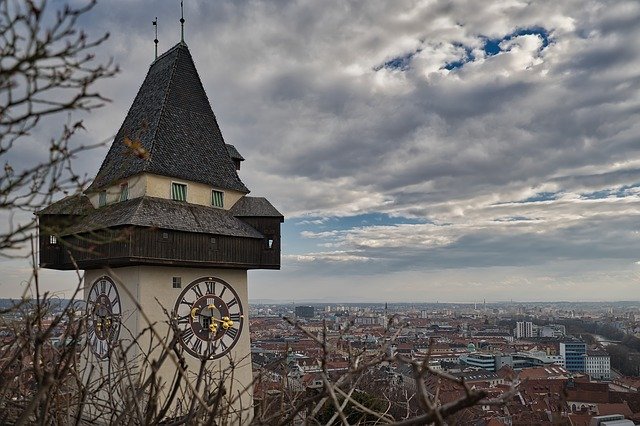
left=153, top=17, right=158, bottom=60
left=180, top=1, right=185, bottom=43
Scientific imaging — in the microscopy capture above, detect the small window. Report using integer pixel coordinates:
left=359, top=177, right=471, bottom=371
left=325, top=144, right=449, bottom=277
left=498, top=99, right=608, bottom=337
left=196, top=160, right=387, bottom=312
left=49, top=235, right=57, bottom=245
left=99, top=191, right=107, bottom=207
left=172, top=277, right=181, bottom=289
left=119, top=182, right=129, bottom=202
left=212, top=190, right=224, bottom=208
left=171, top=182, right=187, bottom=202
left=267, top=237, right=274, bottom=249
left=162, top=232, right=169, bottom=240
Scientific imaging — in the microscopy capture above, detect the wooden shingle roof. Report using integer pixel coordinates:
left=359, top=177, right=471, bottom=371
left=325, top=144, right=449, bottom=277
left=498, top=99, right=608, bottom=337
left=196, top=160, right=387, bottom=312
left=225, top=144, right=244, bottom=161
left=59, top=196, right=263, bottom=239
left=230, top=196, right=283, bottom=218
left=37, top=194, right=92, bottom=215
left=88, top=42, right=248, bottom=194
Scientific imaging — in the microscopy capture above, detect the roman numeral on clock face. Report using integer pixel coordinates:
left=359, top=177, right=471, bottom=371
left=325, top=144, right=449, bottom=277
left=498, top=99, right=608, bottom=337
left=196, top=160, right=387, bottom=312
left=227, top=298, right=238, bottom=308
left=181, top=328, right=194, bottom=343
left=192, top=339, right=203, bottom=354
left=192, top=285, right=203, bottom=298
left=225, top=327, right=238, bottom=339
left=206, top=281, right=215, bottom=294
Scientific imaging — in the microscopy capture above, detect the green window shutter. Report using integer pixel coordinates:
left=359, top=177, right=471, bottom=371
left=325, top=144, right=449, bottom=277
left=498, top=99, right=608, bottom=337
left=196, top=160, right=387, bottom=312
left=212, top=190, right=224, bottom=208
left=120, top=184, right=129, bottom=202
left=172, top=183, right=187, bottom=201
left=99, top=191, right=107, bottom=207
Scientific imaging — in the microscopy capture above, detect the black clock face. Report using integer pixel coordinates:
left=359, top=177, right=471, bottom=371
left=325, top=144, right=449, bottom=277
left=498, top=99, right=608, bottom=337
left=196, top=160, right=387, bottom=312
left=173, top=277, right=244, bottom=360
left=86, top=276, right=121, bottom=359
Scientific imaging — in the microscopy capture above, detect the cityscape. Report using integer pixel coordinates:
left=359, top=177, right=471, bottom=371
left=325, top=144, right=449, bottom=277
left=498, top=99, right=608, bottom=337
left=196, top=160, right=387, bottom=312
left=248, top=301, right=640, bottom=423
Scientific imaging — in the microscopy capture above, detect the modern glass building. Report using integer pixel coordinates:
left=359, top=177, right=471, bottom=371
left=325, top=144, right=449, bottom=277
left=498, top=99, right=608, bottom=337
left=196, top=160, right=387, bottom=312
left=560, top=341, right=587, bottom=372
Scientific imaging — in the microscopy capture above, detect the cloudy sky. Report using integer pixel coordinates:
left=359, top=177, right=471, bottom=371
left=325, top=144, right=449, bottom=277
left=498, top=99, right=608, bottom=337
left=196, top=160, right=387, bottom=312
left=2, top=0, right=640, bottom=302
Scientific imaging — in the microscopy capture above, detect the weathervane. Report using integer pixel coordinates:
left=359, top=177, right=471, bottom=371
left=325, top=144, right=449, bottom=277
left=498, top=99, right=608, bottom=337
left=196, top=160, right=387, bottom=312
left=153, top=17, right=158, bottom=60
left=180, top=1, right=185, bottom=43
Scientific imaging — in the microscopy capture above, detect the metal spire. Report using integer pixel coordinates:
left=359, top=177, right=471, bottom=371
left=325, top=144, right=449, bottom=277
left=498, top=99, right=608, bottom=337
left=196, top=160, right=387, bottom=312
left=180, top=1, right=185, bottom=43
left=153, top=17, right=158, bottom=60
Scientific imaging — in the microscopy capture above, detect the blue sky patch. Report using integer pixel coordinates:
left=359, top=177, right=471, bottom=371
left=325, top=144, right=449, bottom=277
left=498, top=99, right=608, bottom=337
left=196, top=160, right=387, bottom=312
left=581, top=183, right=640, bottom=200
left=492, top=191, right=560, bottom=206
left=379, top=27, right=550, bottom=72
left=521, top=191, right=559, bottom=203
left=493, top=216, right=535, bottom=222
left=375, top=50, right=421, bottom=71
left=285, top=213, right=428, bottom=254
left=444, top=43, right=475, bottom=70
left=294, top=213, right=427, bottom=231
left=483, top=27, right=550, bottom=56
left=444, top=26, right=550, bottom=70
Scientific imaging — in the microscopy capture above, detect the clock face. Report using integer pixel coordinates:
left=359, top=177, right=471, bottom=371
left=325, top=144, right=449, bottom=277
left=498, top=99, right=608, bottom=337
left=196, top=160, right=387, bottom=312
left=86, top=276, right=121, bottom=359
left=173, top=277, right=244, bottom=360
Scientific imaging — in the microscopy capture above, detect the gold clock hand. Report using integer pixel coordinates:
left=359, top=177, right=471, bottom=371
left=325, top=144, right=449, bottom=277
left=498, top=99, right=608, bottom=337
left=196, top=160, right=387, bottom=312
left=210, top=317, right=234, bottom=329
left=190, top=307, right=199, bottom=319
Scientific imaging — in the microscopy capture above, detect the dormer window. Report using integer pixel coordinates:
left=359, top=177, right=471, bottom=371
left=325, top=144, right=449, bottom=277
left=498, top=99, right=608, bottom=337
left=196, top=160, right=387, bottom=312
left=99, top=191, right=107, bottom=207
left=171, top=182, right=187, bottom=202
left=212, top=190, right=224, bottom=208
left=49, top=235, right=57, bottom=245
left=119, top=182, right=129, bottom=202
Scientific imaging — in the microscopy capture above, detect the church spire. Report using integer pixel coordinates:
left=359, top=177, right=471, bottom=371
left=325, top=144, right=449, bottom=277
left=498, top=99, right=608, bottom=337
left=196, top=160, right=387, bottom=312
left=180, top=1, right=185, bottom=43
left=153, top=17, right=158, bottom=60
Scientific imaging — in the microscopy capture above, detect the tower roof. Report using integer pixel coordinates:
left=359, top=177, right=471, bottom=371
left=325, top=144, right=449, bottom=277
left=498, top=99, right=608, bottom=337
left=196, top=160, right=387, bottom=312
left=88, top=42, right=249, bottom=193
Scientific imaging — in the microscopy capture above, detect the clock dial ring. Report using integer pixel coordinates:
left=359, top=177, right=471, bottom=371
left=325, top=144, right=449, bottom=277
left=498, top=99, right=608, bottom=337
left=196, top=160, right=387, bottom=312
left=173, top=277, right=244, bottom=360
left=86, top=275, right=121, bottom=359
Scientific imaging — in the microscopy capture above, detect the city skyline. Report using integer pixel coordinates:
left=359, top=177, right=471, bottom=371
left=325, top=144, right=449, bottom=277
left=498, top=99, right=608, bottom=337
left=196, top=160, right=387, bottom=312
left=1, top=0, right=640, bottom=301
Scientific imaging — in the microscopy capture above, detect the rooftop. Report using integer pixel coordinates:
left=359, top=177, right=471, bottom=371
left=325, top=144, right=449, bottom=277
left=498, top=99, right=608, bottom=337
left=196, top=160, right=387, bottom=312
left=88, top=42, right=248, bottom=193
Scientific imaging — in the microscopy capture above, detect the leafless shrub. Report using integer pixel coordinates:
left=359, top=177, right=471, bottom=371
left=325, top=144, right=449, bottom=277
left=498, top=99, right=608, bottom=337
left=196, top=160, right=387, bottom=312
left=0, top=0, right=117, bottom=255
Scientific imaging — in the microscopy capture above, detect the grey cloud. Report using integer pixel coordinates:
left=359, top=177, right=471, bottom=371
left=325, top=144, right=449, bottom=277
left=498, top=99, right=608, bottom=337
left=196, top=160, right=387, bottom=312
left=7, top=0, right=639, bottom=300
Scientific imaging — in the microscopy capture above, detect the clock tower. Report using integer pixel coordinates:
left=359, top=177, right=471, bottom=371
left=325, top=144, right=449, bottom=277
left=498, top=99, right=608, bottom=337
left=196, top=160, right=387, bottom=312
left=37, top=42, right=282, bottom=422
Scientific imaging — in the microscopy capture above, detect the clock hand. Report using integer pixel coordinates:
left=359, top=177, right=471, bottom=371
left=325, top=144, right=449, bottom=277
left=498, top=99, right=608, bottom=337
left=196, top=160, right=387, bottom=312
left=190, top=307, right=199, bottom=319
left=210, top=316, right=234, bottom=329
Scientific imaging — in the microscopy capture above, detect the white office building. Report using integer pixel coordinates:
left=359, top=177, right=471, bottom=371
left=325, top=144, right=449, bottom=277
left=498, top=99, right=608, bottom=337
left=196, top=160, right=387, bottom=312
left=584, top=350, right=611, bottom=380
left=514, top=321, right=534, bottom=339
